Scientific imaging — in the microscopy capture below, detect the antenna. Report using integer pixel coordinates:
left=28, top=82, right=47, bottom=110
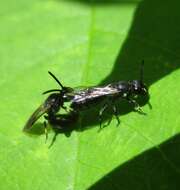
left=42, top=89, right=61, bottom=95
left=48, top=71, right=64, bottom=89
left=140, top=60, right=144, bottom=82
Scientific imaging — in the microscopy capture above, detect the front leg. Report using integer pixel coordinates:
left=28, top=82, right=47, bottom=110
left=126, top=97, right=146, bottom=115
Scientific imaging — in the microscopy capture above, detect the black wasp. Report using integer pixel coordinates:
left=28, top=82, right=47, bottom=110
left=23, top=61, right=149, bottom=138
left=23, top=72, right=75, bottom=139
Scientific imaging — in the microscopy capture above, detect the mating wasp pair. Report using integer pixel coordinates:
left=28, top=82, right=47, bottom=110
left=23, top=61, right=149, bottom=139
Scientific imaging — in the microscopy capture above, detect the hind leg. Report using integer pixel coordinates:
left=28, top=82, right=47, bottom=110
left=112, top=105, right=120, bottom=126
left=99, top=103, right=109, bottom=129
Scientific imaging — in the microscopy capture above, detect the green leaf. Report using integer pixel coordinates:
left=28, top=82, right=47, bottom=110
left=0, top=0, right=180, bottom=190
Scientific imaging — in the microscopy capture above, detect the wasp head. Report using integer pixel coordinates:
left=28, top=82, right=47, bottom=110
left=44, top=93, right=63, bottom=114
left=131, top=80, right=148, bottom=96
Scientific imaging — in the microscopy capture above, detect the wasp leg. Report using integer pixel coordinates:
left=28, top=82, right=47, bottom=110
left=99, top=103, right=108, bottom=129
left=127, top=98, right=146, bottom=115
left=62, top=105, right=68, bottom=113
left=43, top=121, right=48, bottom=143
left=112, top=105, right=120, bottom=126
left=48, top=132, right=58, bottom=148
left=106, top=116, right=113, bottom=126
left=147, top=101, right=152, bottom=110
left=102, top=114, right=113, bottom=128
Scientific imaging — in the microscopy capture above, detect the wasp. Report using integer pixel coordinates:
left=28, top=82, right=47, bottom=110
left=23, top=61, right=149, bottom=138
left=67, top=60, right=148, bottom=127
left=23, top=71, right=74, bottom=140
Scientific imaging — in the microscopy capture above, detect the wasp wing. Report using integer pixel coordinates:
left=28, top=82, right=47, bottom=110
left=72, top=85, right=119, bottom=103
left=23, top=103, right=50, bottom=132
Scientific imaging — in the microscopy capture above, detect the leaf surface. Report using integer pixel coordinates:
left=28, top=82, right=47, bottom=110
left=0, top=0, right=180, bottom=190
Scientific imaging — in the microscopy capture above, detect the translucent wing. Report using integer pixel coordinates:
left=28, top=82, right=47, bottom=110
left=23, top=103, right=50, bottom=132
left=72, top=85, right=119, bottom=103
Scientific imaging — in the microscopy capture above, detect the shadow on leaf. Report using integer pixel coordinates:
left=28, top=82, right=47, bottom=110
left=88, top=133, right=180, bottom=190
